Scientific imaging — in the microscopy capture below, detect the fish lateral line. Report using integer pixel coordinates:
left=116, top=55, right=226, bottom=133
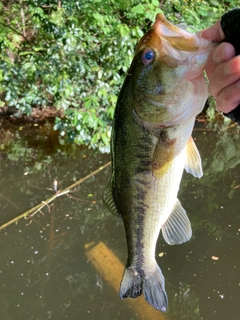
left=103, top=11, right=216, bottom=313
left=132, top=109, right=180, bottom=176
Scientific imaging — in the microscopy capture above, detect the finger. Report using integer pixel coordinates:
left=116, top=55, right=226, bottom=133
left=208, top=55, right=240, bottom=99
left=201, top=20, right=225, bottom=41
left=205, top=42, right=235, bottom=80
left=216, top=79, right=240, bottom=113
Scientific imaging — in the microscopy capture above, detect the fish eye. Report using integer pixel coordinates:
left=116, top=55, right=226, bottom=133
left=140, top=48, right=154, bottom=65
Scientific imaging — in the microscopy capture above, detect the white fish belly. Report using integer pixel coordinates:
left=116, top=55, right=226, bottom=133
left=139, top=148, right=186, bottom=270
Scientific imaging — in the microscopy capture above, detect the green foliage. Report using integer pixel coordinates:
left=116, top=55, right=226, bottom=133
left=0, top=0, right=161, bottom=152
left=163, top=0, right=240, bottom=30
left=0, top=1, right=239, bottom=151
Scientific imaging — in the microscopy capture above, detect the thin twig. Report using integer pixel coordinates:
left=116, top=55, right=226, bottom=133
left=222, top=122, right=238, bottom=131
left=28, top=189, right=70, bottom=218
left=0, top=193, right=21, bottom=210
left=0, top=21, right=41, bottom=55
left=20, top=0, right=26, bottom=36
left=0, top=161, right=111, bottom=231
left=0, top=22, right=31, bottom=45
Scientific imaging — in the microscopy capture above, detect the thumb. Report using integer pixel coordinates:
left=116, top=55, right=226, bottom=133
left=200, top=20, right=225, bottom=42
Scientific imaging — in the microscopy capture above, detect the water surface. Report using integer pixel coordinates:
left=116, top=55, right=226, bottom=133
left=0, top=119, right=240, bottom=320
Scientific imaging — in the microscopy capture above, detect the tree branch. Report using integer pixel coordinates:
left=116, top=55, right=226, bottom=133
left=0, top=161, right=111, bottom=231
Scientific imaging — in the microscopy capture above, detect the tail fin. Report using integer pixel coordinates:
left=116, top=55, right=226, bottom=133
left=143, top=266, right=168, bottom=312
left=119, top=264, right=168, bottom=312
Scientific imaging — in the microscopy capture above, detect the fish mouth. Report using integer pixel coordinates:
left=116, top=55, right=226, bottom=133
left=137, top=13, right=200, bottom=57
left=153, top=13, right=199, bottom=52
left=136, top=13, right=216, bottom=68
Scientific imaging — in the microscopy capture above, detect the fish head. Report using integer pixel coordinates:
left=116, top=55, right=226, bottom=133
left=129, top=13, right=217, bottom=126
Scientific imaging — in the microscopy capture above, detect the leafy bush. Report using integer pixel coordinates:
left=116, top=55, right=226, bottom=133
left=0, top=0, right=239, bottom=151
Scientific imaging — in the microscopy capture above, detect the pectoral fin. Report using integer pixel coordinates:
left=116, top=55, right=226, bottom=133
left=102, top=182, right=119, bottom=217
left=184, top=136, right=203, bottom=178
left=162, top=199, right=192, bottom=245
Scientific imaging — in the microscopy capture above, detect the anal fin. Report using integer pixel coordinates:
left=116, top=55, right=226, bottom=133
left=102, top=182, right=119, bottom=217
left=162, top=199, right=192, bottom=245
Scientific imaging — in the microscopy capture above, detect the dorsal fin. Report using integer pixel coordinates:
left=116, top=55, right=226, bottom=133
left=184, top=136, right=203, bottom=178
left=162, top=199, right=192, bottom=245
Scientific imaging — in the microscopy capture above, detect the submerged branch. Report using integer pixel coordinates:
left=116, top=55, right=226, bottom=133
left=0, top=193, right=21, bottom=210
left=0, top=161, right=111, bottom=231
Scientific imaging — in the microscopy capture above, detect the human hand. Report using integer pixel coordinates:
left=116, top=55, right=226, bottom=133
left=201, top=20, right=240, bottom=114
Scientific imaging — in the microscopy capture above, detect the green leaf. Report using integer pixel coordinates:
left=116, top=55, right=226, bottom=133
left=152, top=0, right=160, bottom=6
left=131, top=4, right=145, bottom=14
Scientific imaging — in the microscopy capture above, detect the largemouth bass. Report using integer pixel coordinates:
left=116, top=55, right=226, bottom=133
left=103, top=13, right=215, bottom=312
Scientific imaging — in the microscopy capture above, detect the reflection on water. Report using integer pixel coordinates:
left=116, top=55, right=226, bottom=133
left=0, top=119, right=240, bottom=320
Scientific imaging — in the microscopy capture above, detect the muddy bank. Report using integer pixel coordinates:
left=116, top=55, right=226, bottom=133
left=0, top=106, right=62, bottom=124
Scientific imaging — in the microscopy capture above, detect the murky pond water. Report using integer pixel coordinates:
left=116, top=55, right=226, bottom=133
left=1, top=119, right=240, bottom=320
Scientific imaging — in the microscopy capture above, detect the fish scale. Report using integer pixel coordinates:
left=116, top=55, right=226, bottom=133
left=103, top=13, right=216, bottom=312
